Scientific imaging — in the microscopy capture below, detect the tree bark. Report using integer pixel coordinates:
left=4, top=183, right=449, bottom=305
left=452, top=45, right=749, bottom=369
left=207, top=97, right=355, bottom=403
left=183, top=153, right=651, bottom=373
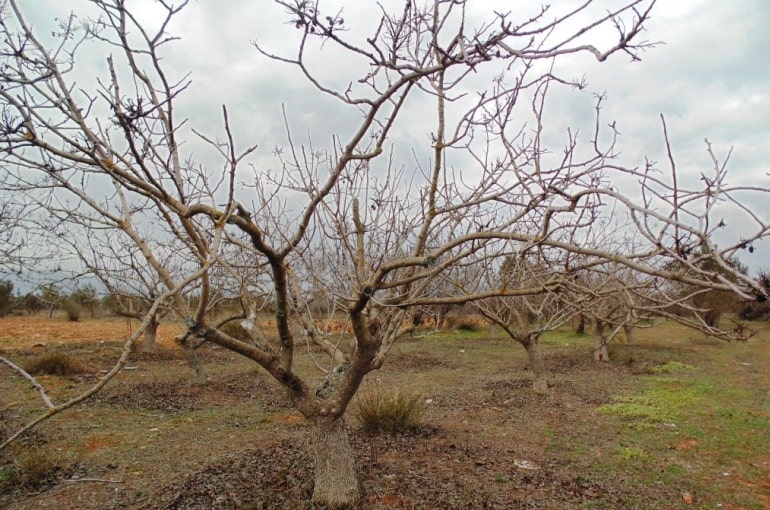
left=623, top=324, right=635, bottom=344
left=141, top=317, right=159, bottom=353
left=591, top=318, right=609, bottom=362
left=574, top=314, right=586, bottom=334
left=310, top=415, right=360, bottom=508
left=521, top=336, right=548, bottom=394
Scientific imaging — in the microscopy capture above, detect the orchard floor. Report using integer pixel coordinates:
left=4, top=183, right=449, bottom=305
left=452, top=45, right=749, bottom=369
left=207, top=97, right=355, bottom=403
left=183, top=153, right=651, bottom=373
left=1, top=315, right=769, bottom=509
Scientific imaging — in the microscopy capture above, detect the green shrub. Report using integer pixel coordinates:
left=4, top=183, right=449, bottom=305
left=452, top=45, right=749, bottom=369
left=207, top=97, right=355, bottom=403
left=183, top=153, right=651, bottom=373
left=354, top=384, right=425, bottom=435
left=23, top=352, right=89, bottom=377
left=61, top=300, right=82, bottom=321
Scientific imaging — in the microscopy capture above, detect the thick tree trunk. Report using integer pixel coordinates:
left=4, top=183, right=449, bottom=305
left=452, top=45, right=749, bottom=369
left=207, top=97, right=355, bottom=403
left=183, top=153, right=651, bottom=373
left=574, top=314, right=586, bottom=334
left=623, top=324, right=635, bottom=344
left=310, top=415, right=360, bottom=508
left=141, top=318, right=159, bottom=353
left=521, top=337, right=548, bottom=394
left=591, top=318, right=609, bottom=362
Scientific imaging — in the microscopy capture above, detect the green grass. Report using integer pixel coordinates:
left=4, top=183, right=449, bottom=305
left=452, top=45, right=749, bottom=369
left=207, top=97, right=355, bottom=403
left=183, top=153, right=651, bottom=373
left=592, top=331, right=770, bottom=509
left=540, top=327, right=588, bottom=346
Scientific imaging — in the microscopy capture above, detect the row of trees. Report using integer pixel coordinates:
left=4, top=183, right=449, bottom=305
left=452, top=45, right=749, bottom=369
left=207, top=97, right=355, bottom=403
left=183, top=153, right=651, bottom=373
left=2, top=1, right=769, bottom=506
left=0, top=282, right=98, bottom=319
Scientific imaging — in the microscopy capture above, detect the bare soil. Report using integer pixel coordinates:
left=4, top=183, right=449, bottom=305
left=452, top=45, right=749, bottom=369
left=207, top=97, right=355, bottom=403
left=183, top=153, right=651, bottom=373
left=1, top=316, right=769, bottom=509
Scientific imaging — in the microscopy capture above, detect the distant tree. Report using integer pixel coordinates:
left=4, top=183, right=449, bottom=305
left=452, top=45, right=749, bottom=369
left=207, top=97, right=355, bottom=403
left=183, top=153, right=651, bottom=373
left=38, top=284, right=61, bottom=319
left=22, top=292, right=43, bottom=316
left=0, top=280, right=13, bottom=318
left=473, top=254, right=578, bottom=394
left=70, top=284, right=99, bottom=319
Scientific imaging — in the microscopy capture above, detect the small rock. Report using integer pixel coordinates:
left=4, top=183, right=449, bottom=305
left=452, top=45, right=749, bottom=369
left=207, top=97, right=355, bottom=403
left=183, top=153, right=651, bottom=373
left=514, top=459, right=539, bottom=470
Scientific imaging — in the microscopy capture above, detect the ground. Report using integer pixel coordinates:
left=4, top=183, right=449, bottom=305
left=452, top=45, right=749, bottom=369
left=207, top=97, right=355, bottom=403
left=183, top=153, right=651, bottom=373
left=1, top=315, right=769, bottom=509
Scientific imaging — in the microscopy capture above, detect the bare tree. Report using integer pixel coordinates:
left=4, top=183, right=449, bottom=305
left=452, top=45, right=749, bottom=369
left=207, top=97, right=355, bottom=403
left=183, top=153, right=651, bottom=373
left=2, top=1, right=769, bottom=506
left=473, top=253, right=579, bottom=394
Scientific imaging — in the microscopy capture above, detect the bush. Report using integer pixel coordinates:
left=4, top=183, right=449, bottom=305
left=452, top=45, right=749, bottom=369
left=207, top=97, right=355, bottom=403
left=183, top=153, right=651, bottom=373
left=219, top=320, right=252, bottom=341
left=0, top=448, right=69, bottom=494
left=61, top=300, right=82, bottom=321
left=354, top=384, right=425, bottom=435
left=23, top=352, right=89, bottom=377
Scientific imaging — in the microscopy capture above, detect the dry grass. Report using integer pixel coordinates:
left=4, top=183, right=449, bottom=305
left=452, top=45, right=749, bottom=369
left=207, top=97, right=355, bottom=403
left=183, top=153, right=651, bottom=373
left=22, top=352, right=90, bottom=377
left=0, top=318, right=768, bottom=509
left=354, top=384, right=425, bottom=435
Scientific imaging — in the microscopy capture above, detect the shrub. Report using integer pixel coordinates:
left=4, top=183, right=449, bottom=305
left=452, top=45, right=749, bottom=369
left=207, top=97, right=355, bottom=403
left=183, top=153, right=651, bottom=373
left=219, top=320, right=252, bottom=341
left=354, top=384, right=425, bottom=435
left=456, top=321, right=479, bottom=332
left=61, top=300, right=82, bottom=321
left=23, top=352, right=89, bottom=377
left=0, top=448, right=68, bottom=494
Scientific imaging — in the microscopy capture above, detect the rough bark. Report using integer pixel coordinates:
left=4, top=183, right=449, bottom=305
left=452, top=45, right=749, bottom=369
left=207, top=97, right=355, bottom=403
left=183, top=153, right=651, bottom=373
left=141, top=317, right=159, bottom=353
left=574, top=314, right=586, bottom=334
left=521, top=336, right=548, bottom=394
left=310, top=415, right=360, bottom=508
left=623, top=324, right=635, bottom=344
left=591, top=318, right=609, bottom=362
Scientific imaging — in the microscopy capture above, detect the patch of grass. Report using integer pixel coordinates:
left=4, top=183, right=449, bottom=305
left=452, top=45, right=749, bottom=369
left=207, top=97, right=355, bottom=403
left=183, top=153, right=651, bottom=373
left=354, top=384, right=425, bottom=435
left=22, top=351, right=90, bottom=377
left=540, top=327, right=586, bottom=346
left=61, top=300, right=82, bottom=322
left=598, top=377, right=712, bottom=425
left=648, top=361, right=695, bottom=374
left=616, top=446, right=648, bottom=462
left=0, top=447, right=73, bottom=494
left=218, top=320, right=252, bottom=342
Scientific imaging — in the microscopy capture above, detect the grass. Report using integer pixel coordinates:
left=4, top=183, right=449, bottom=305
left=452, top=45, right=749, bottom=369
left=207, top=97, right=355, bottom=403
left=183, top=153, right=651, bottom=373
left=22, top=351, right=90, bottom=377
left=591, top=323, right=770, bottom=508
left=0, top=317, right=769, bottom=508
left=354, top=383, right=425, bottom=435
left=0, top=447, right=75, bottom=494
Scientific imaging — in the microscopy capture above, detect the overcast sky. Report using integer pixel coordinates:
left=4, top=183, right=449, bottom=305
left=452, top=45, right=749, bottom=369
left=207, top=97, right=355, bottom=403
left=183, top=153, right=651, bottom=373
left=19, top=0, right=770, bottom=272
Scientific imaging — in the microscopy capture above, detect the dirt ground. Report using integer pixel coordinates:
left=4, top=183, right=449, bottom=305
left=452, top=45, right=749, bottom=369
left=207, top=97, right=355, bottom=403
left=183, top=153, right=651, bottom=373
left=1, top=316, right=769, bottom=509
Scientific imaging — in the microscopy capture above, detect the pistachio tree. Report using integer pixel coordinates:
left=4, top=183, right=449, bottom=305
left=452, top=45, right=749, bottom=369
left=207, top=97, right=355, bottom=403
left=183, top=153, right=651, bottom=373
left=2, top=1, right=768, bottom=507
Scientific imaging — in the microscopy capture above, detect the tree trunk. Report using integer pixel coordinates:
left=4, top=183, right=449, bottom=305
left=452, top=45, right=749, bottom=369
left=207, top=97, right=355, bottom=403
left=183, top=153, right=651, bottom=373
left=591, top=318, right=609, bottom=362
left=623, top=324, right=635, bottom=344
left=141, top=318, right=159, bottom=353
left=310, top=415, right=360, bottom=508
left=521, top=336, right=548, bottom=394
left=574, top=314, right=586, bottom=334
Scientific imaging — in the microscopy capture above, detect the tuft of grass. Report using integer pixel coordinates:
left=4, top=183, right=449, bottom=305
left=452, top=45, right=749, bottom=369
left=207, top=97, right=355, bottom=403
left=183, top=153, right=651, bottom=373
left=0, top=448, right=71, bottom=493
left=218, top=320, right=252, bottom=341
left=22, top=351, right=89, bottom=377
left=617, top=446, right=648, bottom=461
left=354, top=384, right=425, bottom=435
left=61, top=300, right=82, bottom=322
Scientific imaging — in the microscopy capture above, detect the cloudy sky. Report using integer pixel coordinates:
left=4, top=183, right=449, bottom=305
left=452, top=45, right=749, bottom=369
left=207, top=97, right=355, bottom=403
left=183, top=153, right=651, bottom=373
left=19, top=0, right=770, bottom=271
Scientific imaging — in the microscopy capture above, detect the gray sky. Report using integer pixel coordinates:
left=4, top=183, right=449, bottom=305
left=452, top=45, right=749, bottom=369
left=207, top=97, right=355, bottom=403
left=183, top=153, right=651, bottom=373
left=21, top=0, right=770, bottom=272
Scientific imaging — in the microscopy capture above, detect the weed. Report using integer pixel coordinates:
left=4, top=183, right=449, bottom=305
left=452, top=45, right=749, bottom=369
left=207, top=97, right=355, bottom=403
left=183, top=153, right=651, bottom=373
left=456, top=321, right=479, bottom=332
left=22, top=351, right=89, bottom=377
left=218, top=320, right=252, bottom=341
left=617, top=446, right=648, bottom=461
left=0, top=448, right=71, bottom=493
left=61, top=300, right=82, bottom=322
left=354, top=384, right=425, bottom=435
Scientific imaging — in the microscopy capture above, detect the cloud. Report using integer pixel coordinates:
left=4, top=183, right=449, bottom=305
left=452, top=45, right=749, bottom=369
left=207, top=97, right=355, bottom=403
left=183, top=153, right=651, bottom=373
left=15, top=0, right=770, bottom=271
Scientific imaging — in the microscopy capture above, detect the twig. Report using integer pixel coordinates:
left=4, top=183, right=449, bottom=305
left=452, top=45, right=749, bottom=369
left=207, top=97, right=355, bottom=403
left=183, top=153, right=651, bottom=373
left=0, top=355, right=55, bottom=409
left=63, top=478, right=124, bottom=484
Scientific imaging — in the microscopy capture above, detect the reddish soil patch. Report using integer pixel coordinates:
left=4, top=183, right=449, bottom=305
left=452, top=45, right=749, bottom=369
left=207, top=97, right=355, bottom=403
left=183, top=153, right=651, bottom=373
left=0, top=316, right=183, bottom=350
